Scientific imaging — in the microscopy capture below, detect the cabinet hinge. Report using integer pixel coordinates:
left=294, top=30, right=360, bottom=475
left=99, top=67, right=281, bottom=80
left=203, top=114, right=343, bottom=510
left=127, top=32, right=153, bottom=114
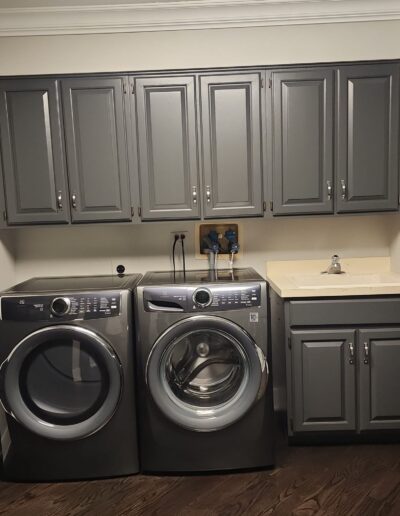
left=261, top=78, right=264, bottom=88
left=288, top=336, right=291, bottom=349
left=131, top=207, right=134, bottom=217
left=263, top=201, right=266, bottom=212
left=269, top=78, right=272, bottom=89
left=289, top=418, right=294, bottom=432
left=123, top=83, right=127, bottom=94
left=269, top=200, right=274, bottom=212
left=2, top=211, right=6, bottom=222
left=138, top=206, right=142, bottom=217
left=131, top=83, right=135, bottom=94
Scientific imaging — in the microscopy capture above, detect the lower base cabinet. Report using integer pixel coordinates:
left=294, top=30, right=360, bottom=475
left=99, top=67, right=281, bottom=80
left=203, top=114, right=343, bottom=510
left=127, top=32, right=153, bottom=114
left=271, top=294, right=400, bottom=438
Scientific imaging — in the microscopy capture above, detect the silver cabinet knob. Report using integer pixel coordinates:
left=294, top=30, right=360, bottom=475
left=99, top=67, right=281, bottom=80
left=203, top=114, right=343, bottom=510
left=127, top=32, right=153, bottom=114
left=349, top=342, right=355, bottom=365
left=206, top=185, right=211, bottom=204
left=340, top=179, right=347, bottom=200
left=192, top=186, right=197, bottom=205
left=57, top=191, right=63, bottom=210
left=363, top=341, right=369, bottom=364
left=327, top=180, right=332, bottom=200
left=71, top=193, right=77, bottom=209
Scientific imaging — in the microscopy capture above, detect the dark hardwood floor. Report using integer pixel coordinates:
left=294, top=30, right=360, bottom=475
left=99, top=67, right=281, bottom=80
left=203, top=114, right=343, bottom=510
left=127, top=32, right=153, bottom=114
left=1, top=443, right=400, bottom=515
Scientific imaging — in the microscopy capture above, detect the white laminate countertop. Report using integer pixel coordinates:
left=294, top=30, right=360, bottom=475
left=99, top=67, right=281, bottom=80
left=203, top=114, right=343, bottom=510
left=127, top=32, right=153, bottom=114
left=266, top=257, right=400, bottom=298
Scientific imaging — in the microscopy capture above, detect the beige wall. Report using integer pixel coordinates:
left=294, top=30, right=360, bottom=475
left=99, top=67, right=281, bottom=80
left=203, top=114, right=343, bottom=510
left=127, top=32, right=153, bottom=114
left=1, top=20, right=400, bottom=76
left=12, top=215, right=393, bottom=285
left=0, top=230, right=16, bottom=290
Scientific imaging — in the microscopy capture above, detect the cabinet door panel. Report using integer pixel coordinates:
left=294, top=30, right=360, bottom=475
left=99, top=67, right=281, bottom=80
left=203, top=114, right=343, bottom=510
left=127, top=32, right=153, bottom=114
left=359, top=329, right=400, bottom=430
left=337, top=65, right=399, bottom=212
left=62, top=77, right=132, bottom=222
left=291, top=330, right=356, bottom=432
left=272, top=69, right=334, bottom=215
left=135, top=76, right=199, bottom=220
left=201, top=74, right=263, bottom=218
left=0, top=79, right=69, bottom=224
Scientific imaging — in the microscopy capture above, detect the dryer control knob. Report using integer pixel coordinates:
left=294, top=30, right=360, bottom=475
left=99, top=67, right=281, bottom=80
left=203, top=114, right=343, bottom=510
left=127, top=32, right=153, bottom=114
left=193, top=288, right=212, bottom=308
left=51, top=297, right=71, bottom=316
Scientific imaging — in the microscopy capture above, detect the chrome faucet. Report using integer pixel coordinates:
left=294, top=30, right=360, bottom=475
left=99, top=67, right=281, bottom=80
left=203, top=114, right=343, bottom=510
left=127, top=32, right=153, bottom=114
left=325, top=254, right=343, bottom=274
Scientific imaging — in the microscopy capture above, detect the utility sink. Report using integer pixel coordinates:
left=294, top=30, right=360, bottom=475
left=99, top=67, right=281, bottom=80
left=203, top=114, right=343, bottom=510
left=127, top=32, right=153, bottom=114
left=290, top=273, right=400, bottom=289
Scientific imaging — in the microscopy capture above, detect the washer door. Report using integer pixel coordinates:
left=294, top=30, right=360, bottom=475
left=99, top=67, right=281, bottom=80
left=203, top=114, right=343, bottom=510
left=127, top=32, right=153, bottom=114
left=0, top=325, right=122, bottom=440
left=146, top=315, right=268, bottom=432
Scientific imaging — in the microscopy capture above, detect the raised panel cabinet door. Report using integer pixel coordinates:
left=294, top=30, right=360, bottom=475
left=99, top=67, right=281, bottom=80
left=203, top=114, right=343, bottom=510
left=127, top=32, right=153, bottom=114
left=359, top=329, right=400, bottom=430
left=62, top=77, right=132, bottom=222
left=135, top=76, right=200, bottom=220
left=0, top=79, right=69, bottom=224
left=336, top=64, right=399, bottom=212
left=200, top=74, right=263, bottom=218
left=272, top=69, right=334, bottom=215
left=291, top=330, right=356, bottom=432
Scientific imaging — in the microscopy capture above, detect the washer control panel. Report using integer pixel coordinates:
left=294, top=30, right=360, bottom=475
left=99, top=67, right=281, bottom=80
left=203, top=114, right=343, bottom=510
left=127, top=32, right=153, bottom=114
left=1, top=292, right=121, bottom=321
left=144, top=284, right=261, bottom=312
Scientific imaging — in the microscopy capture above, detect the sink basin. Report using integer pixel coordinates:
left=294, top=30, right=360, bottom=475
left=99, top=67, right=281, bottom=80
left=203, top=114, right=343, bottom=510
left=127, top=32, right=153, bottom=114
left=290, top=273, right=400, bottom=289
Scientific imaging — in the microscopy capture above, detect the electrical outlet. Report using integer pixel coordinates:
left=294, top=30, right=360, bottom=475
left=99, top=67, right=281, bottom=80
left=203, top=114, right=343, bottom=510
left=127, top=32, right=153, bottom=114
left=170, top=231, right=189, bottom=270
left=170, top=230, right=189, bottom=243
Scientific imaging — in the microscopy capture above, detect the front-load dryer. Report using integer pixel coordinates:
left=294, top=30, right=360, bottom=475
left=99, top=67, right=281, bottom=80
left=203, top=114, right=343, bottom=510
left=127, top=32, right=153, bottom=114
left=0, top=273, right=141, bottom=481
left=135, top=268, right=274, bottom=473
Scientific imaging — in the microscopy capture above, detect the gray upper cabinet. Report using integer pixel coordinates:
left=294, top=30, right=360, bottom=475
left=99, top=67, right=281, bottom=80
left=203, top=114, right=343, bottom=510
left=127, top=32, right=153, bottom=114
left=0, top=79, right=69, bottom=225
left=336, top=64, right=399, bottom=212
left=200, top=73, right=263, bottom=218
left=291, top=329, right=356, bottom=432
left=272, top=69, right=334, bottom=215
left=359, top=329, right=400, bottom=431
left=135, top=76, right=200, bottom=220
left=61, top=77, right=132, bottom=222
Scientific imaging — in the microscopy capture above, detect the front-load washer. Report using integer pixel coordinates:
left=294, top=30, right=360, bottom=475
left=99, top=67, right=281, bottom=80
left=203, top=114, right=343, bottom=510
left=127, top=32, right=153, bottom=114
left=135, top=268, right=274, bottom=473
left=0, top=273, right=141, bottom=481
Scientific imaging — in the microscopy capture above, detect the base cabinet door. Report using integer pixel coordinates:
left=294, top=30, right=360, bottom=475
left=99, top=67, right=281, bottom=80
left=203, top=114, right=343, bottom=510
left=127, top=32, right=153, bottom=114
left=200, top=73, right=263, bottom=218
left=62, top=77, right=132, bottom=222
left=0, top=79, right=69, bottom=224
left=336, top=64, right=399, bottom=212
left=135, top=76, right=200, bottom=220
left=291, top=330, right=356, bottom=432
left=359, top=329, right=400, bottom=430
left=272, top=69, right=334, bottom=215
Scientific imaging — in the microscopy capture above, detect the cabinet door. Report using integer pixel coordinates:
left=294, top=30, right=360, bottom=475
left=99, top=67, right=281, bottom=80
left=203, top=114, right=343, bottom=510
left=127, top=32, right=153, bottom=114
left=272, top=69, right=334, bottom=215
left=200, top=74, right=263, bottom=218
left=135, top=76, right=199, bottom=220
left=291, top=330, right=356, bottom=432
left=336, top=64, right=399, bottom=212
left=62, top=77, right=132, bottom=222
left=359, top=329, right=400, bottom=430
left=0, top=79, right=69, bottom=224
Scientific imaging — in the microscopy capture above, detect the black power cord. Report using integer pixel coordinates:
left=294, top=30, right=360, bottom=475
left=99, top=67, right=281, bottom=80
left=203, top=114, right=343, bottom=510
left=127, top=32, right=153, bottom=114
left=180, top=234, right=186, bottom=276
left=172, top=234, right=179, bottom=274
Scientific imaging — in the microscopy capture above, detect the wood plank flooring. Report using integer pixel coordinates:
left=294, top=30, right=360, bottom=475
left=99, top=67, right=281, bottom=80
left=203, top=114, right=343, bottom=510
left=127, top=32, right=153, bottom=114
left=1, top=443, right=400, bottom=515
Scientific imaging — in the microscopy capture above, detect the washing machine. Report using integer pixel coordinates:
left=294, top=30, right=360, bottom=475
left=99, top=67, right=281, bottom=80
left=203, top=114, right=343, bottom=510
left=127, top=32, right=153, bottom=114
left=0, top=273, right=141, bottom=481
left=135, top=268, right=274, bottom=473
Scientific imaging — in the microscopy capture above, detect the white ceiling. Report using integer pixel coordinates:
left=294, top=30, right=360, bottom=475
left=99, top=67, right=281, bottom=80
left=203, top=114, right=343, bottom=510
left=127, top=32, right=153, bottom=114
left=0, top=0, right=399, bottom=37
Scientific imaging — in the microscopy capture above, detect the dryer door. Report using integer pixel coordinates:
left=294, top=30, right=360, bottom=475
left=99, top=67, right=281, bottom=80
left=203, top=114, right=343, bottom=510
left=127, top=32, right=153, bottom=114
left=146, top=315, right=268, bottom=432
left=0, top=325, right=122, bottom=440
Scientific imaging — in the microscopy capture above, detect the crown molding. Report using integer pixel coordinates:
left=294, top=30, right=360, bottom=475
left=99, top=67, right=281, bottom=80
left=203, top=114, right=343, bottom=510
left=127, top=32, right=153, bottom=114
left=0, top=0, right=400, bottom=37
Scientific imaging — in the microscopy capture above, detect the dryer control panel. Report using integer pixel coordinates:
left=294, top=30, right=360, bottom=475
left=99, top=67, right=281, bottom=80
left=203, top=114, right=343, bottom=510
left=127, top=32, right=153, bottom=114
left=144, top=284, right=261, bottom=312
left=1, top=292, right=121, bottom=321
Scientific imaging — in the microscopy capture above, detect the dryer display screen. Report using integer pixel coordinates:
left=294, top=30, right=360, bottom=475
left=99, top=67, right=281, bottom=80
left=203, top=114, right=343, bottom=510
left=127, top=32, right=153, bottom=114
left=1, top=293, right=121, bottom=321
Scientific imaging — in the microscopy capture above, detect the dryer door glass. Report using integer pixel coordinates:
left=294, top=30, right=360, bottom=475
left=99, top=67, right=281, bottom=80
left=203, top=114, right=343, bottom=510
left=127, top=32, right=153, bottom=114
left=147, top=315, right=268, bottom=432
left=0, top=326, right=122, bottom=440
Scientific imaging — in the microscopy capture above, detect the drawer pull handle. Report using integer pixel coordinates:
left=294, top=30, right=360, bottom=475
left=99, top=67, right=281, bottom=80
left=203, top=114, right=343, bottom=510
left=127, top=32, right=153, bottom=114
left=363, top=341, right=369, bottom=365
